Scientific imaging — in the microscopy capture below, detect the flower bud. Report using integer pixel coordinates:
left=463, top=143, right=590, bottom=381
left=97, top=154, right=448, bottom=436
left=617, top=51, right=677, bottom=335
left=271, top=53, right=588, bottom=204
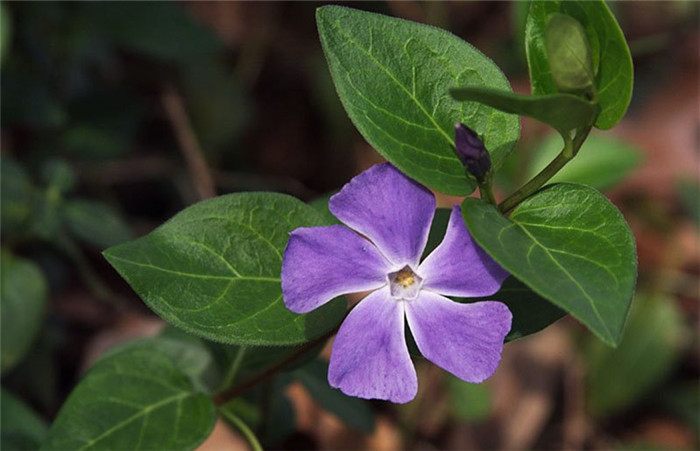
left=454, top=122, right=491, bottom=183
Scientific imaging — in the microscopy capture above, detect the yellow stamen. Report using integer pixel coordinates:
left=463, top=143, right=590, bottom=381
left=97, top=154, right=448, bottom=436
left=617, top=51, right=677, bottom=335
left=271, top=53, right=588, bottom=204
left=395, top=267, right=415, bottom=287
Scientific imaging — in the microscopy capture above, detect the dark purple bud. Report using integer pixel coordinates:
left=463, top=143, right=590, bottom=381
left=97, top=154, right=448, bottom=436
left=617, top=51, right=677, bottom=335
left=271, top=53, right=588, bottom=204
left=454, top=122, right=491, bottom=183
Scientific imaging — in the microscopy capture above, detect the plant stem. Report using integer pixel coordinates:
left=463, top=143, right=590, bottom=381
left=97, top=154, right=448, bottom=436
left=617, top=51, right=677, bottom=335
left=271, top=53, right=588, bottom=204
left=220, top=408, right=263, bottom=451
left=213, top=317, right=345, bottom=405
left=498, top=125, right=593, bottom=213
left=479, top=174, right=497, bottom=205
left=217, top=346, right=248, bottom=393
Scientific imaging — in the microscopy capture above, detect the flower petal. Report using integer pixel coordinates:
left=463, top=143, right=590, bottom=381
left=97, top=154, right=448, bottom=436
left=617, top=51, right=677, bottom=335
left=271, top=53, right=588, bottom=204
left=419, top=205, right=508, bottom=297
left=282, top=225, right=391, bottom=313
left=329, top=163, right=435, bottom=267
left=405, top=292, right=511, bottom=383
left=328, top=288, right=417, bottom=403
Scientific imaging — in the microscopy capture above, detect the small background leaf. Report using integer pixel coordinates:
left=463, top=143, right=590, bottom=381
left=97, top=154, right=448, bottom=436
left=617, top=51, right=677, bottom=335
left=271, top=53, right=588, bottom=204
left=583, top=293, right=685, bottom=417
left=447, top=376, right=492, bottom=422
left=1, top=251, right=47, bottom=374
left=1, top=157, right=37, bottom=241
left=526, top=133, right=643, bottom=190
left=83, top=2, right=222, bottom=63
left=294, top=360, right=375, bottom=433
left=1, top=388, right=48, bottom=450
left=63, top=199, right=133, bottom=249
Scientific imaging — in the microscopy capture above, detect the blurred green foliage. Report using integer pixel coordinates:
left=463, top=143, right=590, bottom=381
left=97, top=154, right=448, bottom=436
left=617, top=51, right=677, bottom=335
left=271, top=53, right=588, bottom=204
left=582, top=293, right=685, bottom=418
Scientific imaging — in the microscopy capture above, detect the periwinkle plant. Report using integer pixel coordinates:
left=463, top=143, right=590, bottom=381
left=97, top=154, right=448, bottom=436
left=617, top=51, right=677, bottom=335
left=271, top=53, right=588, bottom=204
left=42, top=2, right=637, bottom=450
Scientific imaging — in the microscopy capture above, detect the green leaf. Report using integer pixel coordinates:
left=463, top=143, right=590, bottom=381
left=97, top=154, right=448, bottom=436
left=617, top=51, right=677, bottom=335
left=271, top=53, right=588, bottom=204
left=294, top=360, right=375, bottom=433
left=1, top=389, right=48, bottom=450
left=0, top=157, right=36, bottom=241
left=1, top=2, right=11, bottom=64
left=63, top=199, right=133, bottom=249
left=427, top=211, right=565, bottom=341
left=104, top=193, right=346, bottom=346
left=492, top=277, right=566, bottom=341
left=545, top=13, right=594, bottom=93
left=41, top=159, right=76, bottom=194
left=181, top=60, right=249, bottom=155
left=526, top=133, right=642, bottom=190
left=41, top=340, right=216, bottom=450
left=583, top=293, right=684, bottom=417
left=308, top=193, right=340, bottom=226
left=317, top=6, right=519, bottom=195
left=447, top=375, right=492, bottom=422
left=677, top=178, right=700, bottom=226
left=255, top=377, right=296, bottom=446
left=450, top=87, right=596, bottom=136
left=525, top=1, right=633, bottom=129
left=111, top=337, right=216, bottom=394
left=1, top=251, right=47, bottom=373
left=462, top=183, right=637, bottom=346
left=659, top=383, right=700, bottom=434
left=84, top=2, right=222, bottom=63
left=422, top=207, right=452, bottom=258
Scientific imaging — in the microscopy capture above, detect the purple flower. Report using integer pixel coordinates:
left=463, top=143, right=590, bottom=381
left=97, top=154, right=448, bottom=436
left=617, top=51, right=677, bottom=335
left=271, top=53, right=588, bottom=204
left=282, top=164, right=512, bottom=403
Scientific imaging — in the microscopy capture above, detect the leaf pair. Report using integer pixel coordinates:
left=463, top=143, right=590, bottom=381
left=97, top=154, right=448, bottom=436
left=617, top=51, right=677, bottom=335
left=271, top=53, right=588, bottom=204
left=454, top=1, right=632, bottom=142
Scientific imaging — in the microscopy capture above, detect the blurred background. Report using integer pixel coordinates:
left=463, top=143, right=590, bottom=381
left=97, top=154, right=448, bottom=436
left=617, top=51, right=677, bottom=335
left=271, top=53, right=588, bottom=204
left=1, top=2, right=698, bottom=450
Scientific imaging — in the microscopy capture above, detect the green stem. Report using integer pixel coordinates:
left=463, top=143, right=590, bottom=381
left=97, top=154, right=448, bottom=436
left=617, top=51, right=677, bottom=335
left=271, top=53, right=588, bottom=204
left=217, top=346, right=248, bottom=393
left=479, top=174, right=497, bottom=205
left=56, top=237, right=123, bottom=309
left=498, top=125, right=593, bottom=213
left=213, top=314, right=346, bottom=405
left=220, top=408, right=263, bottom=451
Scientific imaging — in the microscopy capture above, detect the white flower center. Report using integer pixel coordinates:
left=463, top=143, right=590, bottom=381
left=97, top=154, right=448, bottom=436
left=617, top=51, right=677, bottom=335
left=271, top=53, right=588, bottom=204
left=387, top=265, right=423, bottom=300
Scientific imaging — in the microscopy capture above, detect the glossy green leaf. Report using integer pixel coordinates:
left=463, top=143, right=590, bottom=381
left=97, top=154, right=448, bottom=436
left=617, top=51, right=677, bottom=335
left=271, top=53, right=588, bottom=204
left=317, top=6, right=520, bottom=195
left=1, top=251, right=47, bottom=373
left=64, top=199, right=133, bottom=249
left=1, top=389, right=48, bottom=450
left=451, top=87, right=596, bottom=136
left=104, top=193, right=346, bottom=345
left=42, top=340, right=216, bottom=450
left=583, top=293, right=684, bottom=417
left=294, top=360, right=375, bottom=433
left=493, top=277, right=566, bottom=341
left=525, top=1, right=633, bottom=129
left=463, top=183, right=637, bottom=346
left=545, top=13, right=594, bottom=93
left=527, top=133, right=642, bottom=190
left=447, top=376, right=492, bottom=422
